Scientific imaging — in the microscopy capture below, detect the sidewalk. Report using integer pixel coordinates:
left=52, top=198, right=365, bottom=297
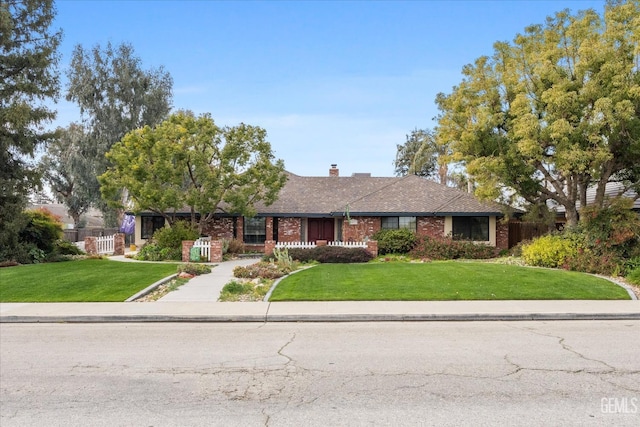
left=1, top=300, right=639, bottom=323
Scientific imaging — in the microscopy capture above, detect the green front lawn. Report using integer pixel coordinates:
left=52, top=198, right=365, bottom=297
left=0, top=259, right=178, bottom=302
left=269, top=262, right=631, bottom=301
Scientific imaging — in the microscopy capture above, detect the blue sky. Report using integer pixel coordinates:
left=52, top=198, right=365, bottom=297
left=52, top=0, right=605, bottom=177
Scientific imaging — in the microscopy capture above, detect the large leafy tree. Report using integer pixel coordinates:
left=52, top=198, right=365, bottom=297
left=100, top=111, right=288, bottom=234
left=66, top=41, right=173, bottom=225
left=435, top=0, right=640, bottom=226
left=40, top=123, right=95, bottom=227
left=394, top=128, right=439, bottom=178
left=0, top=0, right=61, bottom=261
left=394, top=128, right=460, bottom=188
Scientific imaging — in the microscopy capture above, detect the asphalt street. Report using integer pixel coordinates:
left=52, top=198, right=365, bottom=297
left=1, top=321, right=639, bottom=426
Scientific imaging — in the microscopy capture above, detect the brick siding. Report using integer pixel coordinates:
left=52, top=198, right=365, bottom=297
left=200, top=217, right=235, bottom=240
left=342, top=217, right=380, bottom=241
left=417, top=216, right=445, bottom=238
left=277, top=217, right=301, bottom=242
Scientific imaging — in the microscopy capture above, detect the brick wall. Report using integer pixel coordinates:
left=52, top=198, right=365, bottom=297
left=200, top=217, right=235, bottom=240
left=278, top=217, right=301, bottom=242
left=342, top=217, right=380, bottom=241
left=496, top=220, right=509, bottom=251
left=417, top=216, right=445, bottom=238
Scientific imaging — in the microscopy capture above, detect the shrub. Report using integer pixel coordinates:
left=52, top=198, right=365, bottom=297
left=0, top=260, right=20, bottom=268
left=627, top=268, right=640, bottom=286
left=53, top=240, right=84, bottom=256
left=564, top=249, right=623, bottom=276
left=19, top=208, right=64, bottom=261
left=226, top=239, right=245, bottom=254
left=135, top=243, right=164, bottom=261
left=219, top=279, right=270, bottom=301
left=521, top=235, right=578, bottom=268
left=409, top=236, right=496, bottom=260
left=153, top=220, right=199, bottom=251
left=177, top=263, right=212, bottom=275
left=222, top=280, right=252, bottom=295
left=579, top=198, right=640, bottom=257
left=288, top=246, right=374, bottom=263
left=371, top=229, right=417, bottom=254
left=272, top=247, right=294, bottom=269
left=234, top=261, right=292, bottom=279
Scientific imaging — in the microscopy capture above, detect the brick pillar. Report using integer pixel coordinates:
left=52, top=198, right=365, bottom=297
left=84, top=236, right=98, bottom=256
left=113, top=233, right=125, bottom=255
left=266, top=217, right=273, bottom=242
left=366, top=240, right=378, bottom=258
left=182, top=240, right=195, bottom=262
left=264, top=240, right=276, bottom=255
left=210, top=240, right=223, bottom=263
left=236, top=217, right=244, bottom=243
left=316, top=240, right=327, bottom=246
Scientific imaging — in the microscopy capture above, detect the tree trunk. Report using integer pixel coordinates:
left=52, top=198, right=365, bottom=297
left=564, top=205, right=579, bottom=227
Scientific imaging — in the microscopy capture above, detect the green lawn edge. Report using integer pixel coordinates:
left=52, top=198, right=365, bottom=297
left=0, top=258, right=179, bottom=302
left=269, top=262, right=631, bottom=301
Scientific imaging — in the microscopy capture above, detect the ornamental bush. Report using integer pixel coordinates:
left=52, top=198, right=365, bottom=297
left=177, top=263, right=212, bottom=275
left=233, top=261, right=292, bottom=279
left=153, top=220, right=199, bottom=252
left=287, top=246, right=373, bottom=263
left=371, top=228, right=417, bottom=254
left=20, top=208, right=63, bottom=256
left=409, top=235, right=496, bottom=260
left=627, top=267, right=640, bottom=286
left=521, top=235, right=578, bottom=268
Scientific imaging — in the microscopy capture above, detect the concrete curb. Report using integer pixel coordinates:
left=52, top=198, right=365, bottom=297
left=3, top=313, right=640, bottom=323
left=124, top=274, right=179, bottom=302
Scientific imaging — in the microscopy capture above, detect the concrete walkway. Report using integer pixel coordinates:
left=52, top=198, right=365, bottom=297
left=158, top=258, right=259, bottom=302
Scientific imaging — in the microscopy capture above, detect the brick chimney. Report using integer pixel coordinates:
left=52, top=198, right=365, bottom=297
left=329, top=164, right=339, bottom=177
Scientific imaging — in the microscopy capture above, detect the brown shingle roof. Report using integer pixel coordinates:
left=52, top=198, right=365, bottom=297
left=255, top=172, right=504, bottom=216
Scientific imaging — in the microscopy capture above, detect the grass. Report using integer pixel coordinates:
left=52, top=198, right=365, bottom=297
left=268, top=262, right=631, bottom=301
left=0, top=259, right=178, bottom=302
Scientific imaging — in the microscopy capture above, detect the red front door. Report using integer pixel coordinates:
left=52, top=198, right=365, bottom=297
left=308, top=218, right=334, bottom=243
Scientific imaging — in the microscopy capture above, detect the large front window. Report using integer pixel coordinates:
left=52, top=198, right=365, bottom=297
left=452, top=216, right=489, bottom=241
left=244, top=217, right=266, bottom=244
left=141, top=216, right=165, bottom=239
left=381, top=216, right=416, bottom=231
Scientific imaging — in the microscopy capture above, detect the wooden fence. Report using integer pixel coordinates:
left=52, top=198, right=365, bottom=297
left=508, top=222, right=550, bottom=248
left=63, top=228, right=119, bottom=242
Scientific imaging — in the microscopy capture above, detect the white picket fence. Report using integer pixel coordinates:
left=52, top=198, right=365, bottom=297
left=96, top=235, right=115, bottom=254
left=275, top=241, right=367, bottom=250
left=193, top=237, right=211, bottom=261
